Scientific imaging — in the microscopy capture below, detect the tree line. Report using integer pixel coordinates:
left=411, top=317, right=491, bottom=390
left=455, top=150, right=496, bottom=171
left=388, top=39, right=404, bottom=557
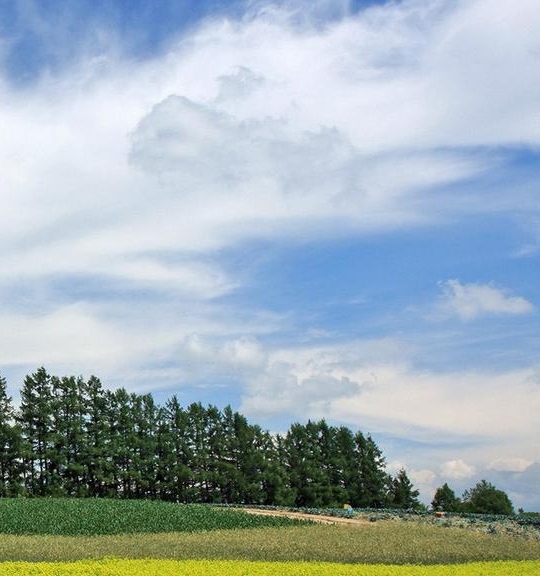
left=431, top=480, right=514, bottom=515
left=0, top=367, right=421, bottom=508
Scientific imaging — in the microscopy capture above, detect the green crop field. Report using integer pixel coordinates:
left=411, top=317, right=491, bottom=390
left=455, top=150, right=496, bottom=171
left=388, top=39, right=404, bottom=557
left=0, top=498, right=308, bottom=536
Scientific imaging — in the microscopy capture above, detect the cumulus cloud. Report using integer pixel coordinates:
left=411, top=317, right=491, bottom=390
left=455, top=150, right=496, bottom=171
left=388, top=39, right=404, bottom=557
left=436, top=280, right=534, bottom=320
left=129, top=94, right=486, bottom=242
left=440, top=459, right=476, bottom=480
left=409, top=468, right=438, bottom=500
left=237, top=340, right=540, bottom=461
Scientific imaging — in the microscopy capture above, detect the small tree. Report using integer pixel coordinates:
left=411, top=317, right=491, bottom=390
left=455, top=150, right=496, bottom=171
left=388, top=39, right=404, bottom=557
left=387, top=468, right=421, bottom=509
left=431, top=482, right=461, bottom=512
left=462, top=479, right=514, bottom=515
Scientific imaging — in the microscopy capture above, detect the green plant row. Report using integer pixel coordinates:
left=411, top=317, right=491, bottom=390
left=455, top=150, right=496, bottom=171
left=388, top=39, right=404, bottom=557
left=0, top=499, right=308, bottom=536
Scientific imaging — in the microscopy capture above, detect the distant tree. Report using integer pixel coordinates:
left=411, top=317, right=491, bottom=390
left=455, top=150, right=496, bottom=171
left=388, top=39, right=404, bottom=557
left=387, top=468, right=421, bottom=509
left=0, top=373, right=23, bottom=496
left=461, top=479, right=514, bottom=515
left=431, top=482, right=461, bottom=512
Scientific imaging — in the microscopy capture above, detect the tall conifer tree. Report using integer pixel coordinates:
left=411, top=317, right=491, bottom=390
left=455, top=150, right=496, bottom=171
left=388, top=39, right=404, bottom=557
left=18, top=367, right=54, bottom=495
left=0, top=373, right=23, bottom=496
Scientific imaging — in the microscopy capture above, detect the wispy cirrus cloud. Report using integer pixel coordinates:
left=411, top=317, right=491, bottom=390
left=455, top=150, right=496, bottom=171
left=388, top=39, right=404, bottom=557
left=435, top=280, right=534, bottom=321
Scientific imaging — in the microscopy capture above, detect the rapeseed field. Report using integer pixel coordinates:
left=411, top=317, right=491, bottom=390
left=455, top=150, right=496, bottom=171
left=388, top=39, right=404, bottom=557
left=0, top=559, right=538, bottom=575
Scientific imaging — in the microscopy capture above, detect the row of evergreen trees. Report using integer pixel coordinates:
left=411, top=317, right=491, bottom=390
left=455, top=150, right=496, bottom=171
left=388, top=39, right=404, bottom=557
left=0, top=368, right=420, bottom=508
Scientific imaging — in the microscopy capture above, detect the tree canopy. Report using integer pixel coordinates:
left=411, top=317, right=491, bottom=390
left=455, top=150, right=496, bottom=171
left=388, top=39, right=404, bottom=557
left=0, top=367, right=413, bottom=508
left=461, top=479, right=514, bottom=515
left=431, top=480, right=514, bottom=515
left=431, top=482, right=461, bottom=512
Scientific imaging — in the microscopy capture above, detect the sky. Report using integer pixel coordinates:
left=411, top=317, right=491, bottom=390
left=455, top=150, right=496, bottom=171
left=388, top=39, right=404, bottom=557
left=0, top=0, right=538, bottom=509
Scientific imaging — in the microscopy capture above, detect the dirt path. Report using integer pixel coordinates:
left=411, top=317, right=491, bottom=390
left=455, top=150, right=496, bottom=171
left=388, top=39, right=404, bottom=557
left=240, top=507, right=372, bottom=526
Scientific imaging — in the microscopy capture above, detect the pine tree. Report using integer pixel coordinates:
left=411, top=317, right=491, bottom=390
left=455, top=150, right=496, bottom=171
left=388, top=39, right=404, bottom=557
left=283, top=421, right=331, bottom=507
left=387, top=468, right=421, bottom=509
left=108, top=388, right=136, bottom=497
left=0, top=373, right=23, bottom=496
left=18, top=367, right=55, bottom=495
left=333, top=426, right=358, bottom=505
left=82, top=376, right=114, bottom=497
left=260, top=432, right=295, bottom=506
left=349, top=432, right=389, bottom=507
left=50, top=375, right=88, bottom=496
left=131, top=393, right=159, bottom=499
left=159, top=396, right=192, bottom=502
left=431, top=482, right=461, bottom=512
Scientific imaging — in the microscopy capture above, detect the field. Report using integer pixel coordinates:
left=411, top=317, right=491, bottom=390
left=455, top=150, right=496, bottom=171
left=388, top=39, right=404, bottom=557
left=0, top=560, right=538, bottom=576
left=0, top=499, right=538, bottom=575
left=0, top=498, right=306, bottom=535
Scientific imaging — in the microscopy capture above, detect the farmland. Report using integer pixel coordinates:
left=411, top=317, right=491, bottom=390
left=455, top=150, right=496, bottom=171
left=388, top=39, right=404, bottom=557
left=0, top=498, right=539, bottom=569
left=0, top=498, right=306, bottom=536
left=0, top=559, right=538, bottom=576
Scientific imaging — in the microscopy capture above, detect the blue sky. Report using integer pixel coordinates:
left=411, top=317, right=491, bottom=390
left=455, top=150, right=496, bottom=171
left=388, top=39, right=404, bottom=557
left=0, top=0, right=539, bottom=509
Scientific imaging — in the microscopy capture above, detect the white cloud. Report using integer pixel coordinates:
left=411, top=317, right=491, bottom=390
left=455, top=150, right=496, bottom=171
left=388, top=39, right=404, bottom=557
left=410, top=468, right=437, bottom=485
left=238, top=340, right=540, bottom=460
left=436, top=280, right=534, bottom=320
left=409, top=468, right=438, bottom=500
left=440, top=459, right=476, bottom=480
left=487, top=458, right=533, bottom=473
left=0, top=305, right=128, bottom=368
left=0, top=0, right=537, bottom=322
left=2, top=0, right=538, bottom=271
left=0, top=1, right=538, bottom=507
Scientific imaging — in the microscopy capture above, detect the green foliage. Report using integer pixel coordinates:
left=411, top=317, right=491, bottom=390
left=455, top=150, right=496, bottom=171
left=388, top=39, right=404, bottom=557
left=281, top=421, right=391, bottom=508
left=0, top=368, right=418, bottom=508
left=462, top=480, right=514, bottom=515
left=0, top=374, right=23, bottom=497
left=0, top=498, right=308, bottom=536
left=387, top=468, right=421, bottom=509
left=431, top=483, right=461, bottom=512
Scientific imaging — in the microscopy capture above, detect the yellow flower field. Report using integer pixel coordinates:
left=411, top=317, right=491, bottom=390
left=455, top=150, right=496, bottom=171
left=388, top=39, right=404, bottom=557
left=0, top=559, right=537, bottom=575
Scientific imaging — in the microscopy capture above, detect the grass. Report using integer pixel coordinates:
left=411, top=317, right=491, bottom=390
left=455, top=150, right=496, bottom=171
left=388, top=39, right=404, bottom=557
left=0, top=559, right=538, bottom=576
left=0, top=498, right=307, bottom=535
left=0, top=523, right=539, bottom=564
